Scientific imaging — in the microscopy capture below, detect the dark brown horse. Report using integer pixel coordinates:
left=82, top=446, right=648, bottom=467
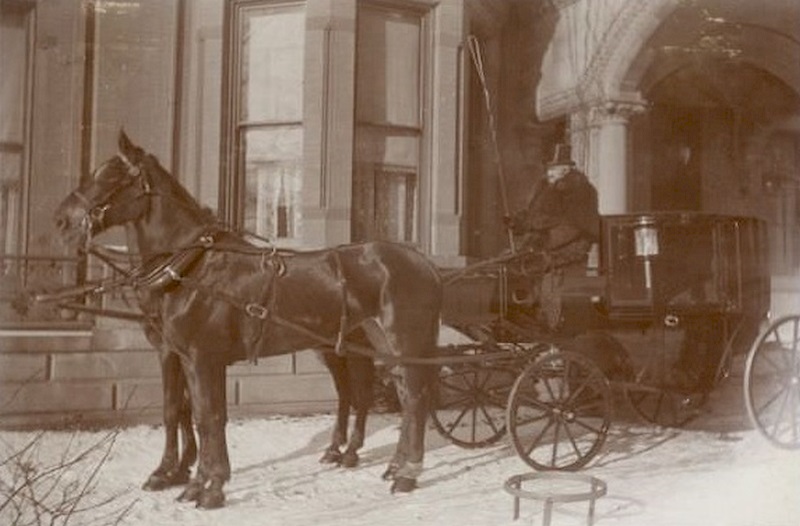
left=53, top=131, right=442, bottom=508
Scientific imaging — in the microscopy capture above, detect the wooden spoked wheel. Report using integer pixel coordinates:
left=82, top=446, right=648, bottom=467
left=506, top=350, right=611, bottom=471
left=431, top=361, right=518, bottom=448
left=744, top=315, right=800, bottom=449
left=626, top=384, right=707, bottom=428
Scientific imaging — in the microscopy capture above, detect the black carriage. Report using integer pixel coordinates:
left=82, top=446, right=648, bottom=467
left=431, top=211, right=771, bottom=470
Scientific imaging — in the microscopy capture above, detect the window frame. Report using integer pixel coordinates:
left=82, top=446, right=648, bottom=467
left=351, top=0, right=433, bottom=246
left=0, top=0, right=35, bottom=259
left=219, top=0, right=306, bottom=237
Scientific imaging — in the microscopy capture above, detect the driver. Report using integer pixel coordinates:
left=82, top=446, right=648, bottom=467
left=503, top=144, right=600, bottom=329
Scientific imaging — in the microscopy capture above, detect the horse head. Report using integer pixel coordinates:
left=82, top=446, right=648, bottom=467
left=54, top=130, right=154, bottom=247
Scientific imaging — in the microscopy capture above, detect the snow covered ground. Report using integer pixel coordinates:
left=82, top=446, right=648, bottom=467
left=2, top=370, right=799, bottom=526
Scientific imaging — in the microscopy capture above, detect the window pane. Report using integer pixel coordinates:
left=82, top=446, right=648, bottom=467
left=242, top=126, right=303, bottom=239
left=0, top=8, right=28, bottom=257
left=356, top=6, right=420, bottom=126
left=0, top=10, right=27, bottom=143
left=240, top=5, right=304, bottom=123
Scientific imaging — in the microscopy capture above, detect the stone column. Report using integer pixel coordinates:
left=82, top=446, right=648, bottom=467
left=583, top=99, right=647, bottom=214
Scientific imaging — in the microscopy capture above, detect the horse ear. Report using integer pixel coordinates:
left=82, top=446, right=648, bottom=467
left=118, top=129, right=138, bottom=160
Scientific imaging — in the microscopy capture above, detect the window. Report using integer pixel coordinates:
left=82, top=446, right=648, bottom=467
left=352, top=2, right=429, bottom=243
left=0, top=1, right=32, bottom=258
left=222, top=1, right=305, bottom=242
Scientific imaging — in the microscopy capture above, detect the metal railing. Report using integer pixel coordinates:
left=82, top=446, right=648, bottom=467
left=0, top=253, right=94, bottom=329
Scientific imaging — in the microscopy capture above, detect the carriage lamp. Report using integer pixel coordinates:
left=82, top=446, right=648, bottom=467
left=634, top=218, right=659, bottom=291
left=634, top=218, right=659, bottom=257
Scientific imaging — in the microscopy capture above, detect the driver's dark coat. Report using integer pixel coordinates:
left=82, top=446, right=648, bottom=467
left=509, top=169, right=600, bottom=251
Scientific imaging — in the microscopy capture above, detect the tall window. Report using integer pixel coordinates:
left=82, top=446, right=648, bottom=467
left=0, top=1, right=32, bottom=258
left=352, top=2, right=428, bottom=243
left=223, top=1, right=304, bottom=241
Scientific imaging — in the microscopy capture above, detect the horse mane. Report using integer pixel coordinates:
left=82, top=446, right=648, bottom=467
left=142, top=153, right=219, bottom=224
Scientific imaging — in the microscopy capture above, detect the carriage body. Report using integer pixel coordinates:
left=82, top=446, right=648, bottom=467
left=442, top=211, right=769, bottom=352
left=433, top=211, right=772, bottom=468
left=601, top=212, right=769, bottom=325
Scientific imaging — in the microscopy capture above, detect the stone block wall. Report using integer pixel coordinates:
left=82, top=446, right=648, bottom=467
left=0, top=326, right=336, bottom=429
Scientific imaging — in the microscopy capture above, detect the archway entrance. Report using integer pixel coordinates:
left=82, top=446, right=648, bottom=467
left=639, top=61, right=799, bottom=216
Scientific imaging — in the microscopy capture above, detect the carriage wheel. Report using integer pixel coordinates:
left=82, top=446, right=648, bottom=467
left=431, top=362, right=517, bottom=448
left=625, top=385, right=707, bottom=428
left=744, top=315, right=800, bottom=449
left=506, top=349, right=611, bottom=471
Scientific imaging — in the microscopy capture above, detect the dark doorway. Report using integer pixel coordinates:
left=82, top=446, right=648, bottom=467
left=648, top=105, right=703, bottom=211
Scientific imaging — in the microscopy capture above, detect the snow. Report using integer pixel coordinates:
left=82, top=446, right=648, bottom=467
left=2, top=373, right=799, bottom=526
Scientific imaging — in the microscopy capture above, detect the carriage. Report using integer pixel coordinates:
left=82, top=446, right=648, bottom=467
left=45, top=207, right=786, bottom=473
left=40, top=132, right=796, bottom=508
left=429, top=210, right=790, bottom=470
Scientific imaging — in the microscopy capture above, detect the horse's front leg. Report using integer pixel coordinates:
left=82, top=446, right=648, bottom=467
left=340, top=355, right=375, bottom=468
left=176, top=368, right=197, bottom=476
left=177, top=356, right=230, bottom=509
left=143, top=349, right=195, bottom=490
left=319, top=352, right=349, bottom=465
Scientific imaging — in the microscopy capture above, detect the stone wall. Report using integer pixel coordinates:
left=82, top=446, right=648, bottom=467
left=0, top=326, right=336, bottom=429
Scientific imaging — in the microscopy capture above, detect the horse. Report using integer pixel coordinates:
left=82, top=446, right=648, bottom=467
left=52, top=130, right=442, bottom=508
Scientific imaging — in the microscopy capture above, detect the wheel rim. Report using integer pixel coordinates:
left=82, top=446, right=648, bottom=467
left=745, top=315, right=800, bottom=449
left=506, top=351, right=611, bottom=471
left=431, top=363, right=515, bottom=448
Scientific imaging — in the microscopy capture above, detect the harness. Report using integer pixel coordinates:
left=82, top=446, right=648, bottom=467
left=149, top=235, right=352, bottom=360
left=45, top=149, right=360, bottom=361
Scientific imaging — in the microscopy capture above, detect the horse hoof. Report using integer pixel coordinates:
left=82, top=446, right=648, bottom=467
left=382, top=464, right=399, bottom=481
left=341, top=450, right=359, bottom=468
left=142, top=470, right=190, bottom=491
left=142, top=475, right=170, bottom=492
left=177, top=483, right=202, bottom=503
left=390, top=477, right=417, bottom=494
left=197, top=489, right=225, bottom=510
left=320, top=449, right=342, bottom=464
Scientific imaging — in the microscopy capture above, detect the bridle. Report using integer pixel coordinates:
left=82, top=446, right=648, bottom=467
left=70, top=152, right=153, bottom=240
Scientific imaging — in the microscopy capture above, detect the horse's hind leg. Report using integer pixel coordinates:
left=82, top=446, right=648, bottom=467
left=386, top=363, right=432, bottom=492
left=362, top=318, right=434, bottom=492
left=319, top=352, right=350, bottom=464
left=340, top=354, right=375, bottom=468
left=143, top=346, right=195, bottom=491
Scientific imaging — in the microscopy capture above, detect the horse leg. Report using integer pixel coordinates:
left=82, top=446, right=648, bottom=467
left=387, top=363, right=432, bottom=493
left=319, top=352, right=350, bottom=465
left=177, top=356, right=230, bottom=509
left=143, top=348, right=194, bottom=490
left=176, top=368, right=197, bottom=477
left=340, top=354, right=375, bottom=468
left=361, top=319, right=432, bottom=490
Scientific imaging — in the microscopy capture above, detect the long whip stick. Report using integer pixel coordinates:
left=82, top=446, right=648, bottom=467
left=467, top=35, right=516, bottom=253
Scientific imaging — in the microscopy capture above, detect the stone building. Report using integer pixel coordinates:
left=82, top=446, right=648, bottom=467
left=1, top=0, right=798, bottom=425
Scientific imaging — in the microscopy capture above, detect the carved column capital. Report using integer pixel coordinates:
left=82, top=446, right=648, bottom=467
left=589, top=99, right=649, bottom=126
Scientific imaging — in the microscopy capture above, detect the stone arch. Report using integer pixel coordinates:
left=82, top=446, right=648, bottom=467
left=537, top=0, right=681, bottom=121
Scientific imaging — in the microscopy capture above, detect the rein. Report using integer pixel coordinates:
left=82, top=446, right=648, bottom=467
left=55, top=151, right=556, bottom=366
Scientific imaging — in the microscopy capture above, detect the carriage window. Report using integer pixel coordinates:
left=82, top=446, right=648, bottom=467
left=226, top=2, right=304, bottom=241
left=352, top=2, right=428, bottom=244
